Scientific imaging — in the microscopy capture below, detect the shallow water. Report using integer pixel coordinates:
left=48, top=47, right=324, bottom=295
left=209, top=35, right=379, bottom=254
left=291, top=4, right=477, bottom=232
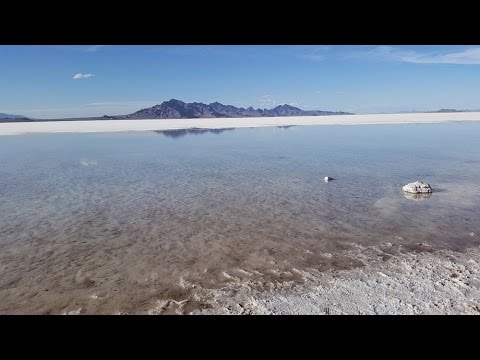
left=1, top=123, right=480, bottom=314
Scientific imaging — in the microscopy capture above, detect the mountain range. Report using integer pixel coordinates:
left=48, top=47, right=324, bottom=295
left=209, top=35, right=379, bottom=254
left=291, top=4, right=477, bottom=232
left=98, top=99, right=352, bottom=120
left=4, top=100, right=477, bottom=122
left=0, top=99, right=351, bottom=122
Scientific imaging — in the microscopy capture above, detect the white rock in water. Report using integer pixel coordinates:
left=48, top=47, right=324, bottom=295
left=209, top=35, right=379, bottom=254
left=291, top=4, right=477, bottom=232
left=324, top=176, right=334, bottom=182
left=402, top=181, right=432, bottom=194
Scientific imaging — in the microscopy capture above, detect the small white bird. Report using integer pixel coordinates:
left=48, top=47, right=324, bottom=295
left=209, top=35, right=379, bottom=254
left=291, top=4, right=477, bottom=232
left=324, top=176, right=334, bottom=182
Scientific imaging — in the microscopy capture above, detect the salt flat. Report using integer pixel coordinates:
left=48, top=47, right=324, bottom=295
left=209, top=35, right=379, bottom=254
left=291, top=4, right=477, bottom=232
left=1, top=112, right=480, bottom=136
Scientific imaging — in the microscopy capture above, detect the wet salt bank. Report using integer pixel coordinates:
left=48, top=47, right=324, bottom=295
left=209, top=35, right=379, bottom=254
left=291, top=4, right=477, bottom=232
left=0, top=122, right=480, bottom=314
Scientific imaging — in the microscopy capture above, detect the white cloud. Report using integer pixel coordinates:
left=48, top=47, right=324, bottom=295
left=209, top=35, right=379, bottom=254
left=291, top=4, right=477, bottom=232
left=360, top=46, right=480, bottom=65
left=73, top=73, right=95, bottom=79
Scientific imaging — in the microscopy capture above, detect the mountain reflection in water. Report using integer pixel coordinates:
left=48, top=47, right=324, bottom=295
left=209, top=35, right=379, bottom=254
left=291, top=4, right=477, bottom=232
left=155, top=128, right=235, bottom=139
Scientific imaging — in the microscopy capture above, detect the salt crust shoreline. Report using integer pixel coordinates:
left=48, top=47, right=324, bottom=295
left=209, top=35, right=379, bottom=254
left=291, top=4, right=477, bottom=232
left=1, top=112, right=480, bottom=136
left=192, top=244, right=480, bottom=315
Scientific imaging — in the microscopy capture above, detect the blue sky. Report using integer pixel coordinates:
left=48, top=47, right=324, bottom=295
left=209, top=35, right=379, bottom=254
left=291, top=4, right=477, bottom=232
left=1, top=45, right=480, bottom=118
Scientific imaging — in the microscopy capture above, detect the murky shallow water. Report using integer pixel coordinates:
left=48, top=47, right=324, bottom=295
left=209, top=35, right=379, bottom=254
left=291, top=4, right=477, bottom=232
left=1, top=123, right=480, bottom=314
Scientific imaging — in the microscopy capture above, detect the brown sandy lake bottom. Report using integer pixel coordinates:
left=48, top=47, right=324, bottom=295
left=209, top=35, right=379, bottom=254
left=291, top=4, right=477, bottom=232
left=1, top=123, right=480, bottom=314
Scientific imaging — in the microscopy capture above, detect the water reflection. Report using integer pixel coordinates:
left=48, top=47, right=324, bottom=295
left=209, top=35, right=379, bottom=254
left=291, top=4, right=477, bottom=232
left=79, top=158, right=98, bottom=166
left=403, top=192, right=433, bottom=201
left=155, top=127, right=235, bottom=138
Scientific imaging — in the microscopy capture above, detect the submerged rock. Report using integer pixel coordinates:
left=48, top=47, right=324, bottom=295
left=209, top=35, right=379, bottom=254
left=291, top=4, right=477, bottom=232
left=402, top=181, right=432, bottom=194
left=324, top=176, right=334, bottom=182
left=403, top=192, right=432, bottom=201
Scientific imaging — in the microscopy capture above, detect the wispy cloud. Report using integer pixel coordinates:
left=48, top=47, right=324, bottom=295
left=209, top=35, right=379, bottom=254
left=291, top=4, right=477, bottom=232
left=299, top=54, right=325, bottom=62
left=73, top=73, right=95, bottom=79
left=85, top=45, right=104, bottom=52
left=257, top=95, right=305, bottom=109
left=85, top=100, right=157, bottom=107
left=296, top=45, right=331, bottom=62
left=315, top=90, right=346, bottom=95
left=145, top=45, right=262, bottom=59
left=258, top=95, right=278, bottom=108
left=356, top=46, right=480, bottom=65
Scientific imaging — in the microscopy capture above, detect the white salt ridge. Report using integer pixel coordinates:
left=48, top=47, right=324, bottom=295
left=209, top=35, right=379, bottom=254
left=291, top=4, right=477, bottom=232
left=2, top=112, right=480, bottom=136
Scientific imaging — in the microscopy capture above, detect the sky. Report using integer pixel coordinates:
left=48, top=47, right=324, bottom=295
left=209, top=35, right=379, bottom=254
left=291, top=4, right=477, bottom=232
left=1, top=45, right=480, bottom=119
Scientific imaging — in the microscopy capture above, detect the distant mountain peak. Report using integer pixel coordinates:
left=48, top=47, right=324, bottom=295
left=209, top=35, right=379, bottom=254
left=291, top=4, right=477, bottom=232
left=273, top=104, right=301, bottom=110
left=0, top=112, right=28, bottom=119
left=435, top=108, right=464, bottom=113
left=166, top=99, right=185, bottom=105
left=0, top=112, right=32, bottom=122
